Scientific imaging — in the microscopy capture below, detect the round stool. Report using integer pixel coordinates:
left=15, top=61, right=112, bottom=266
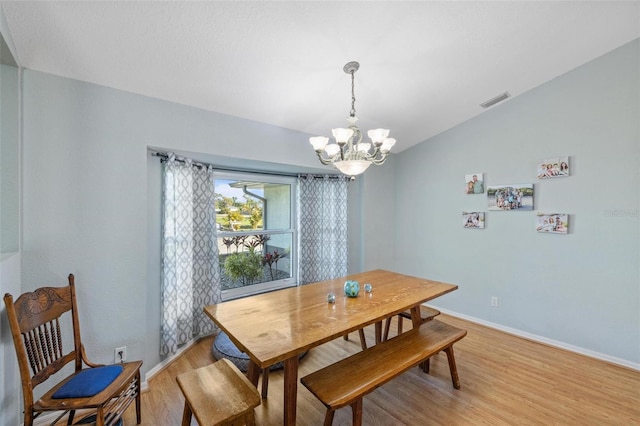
left=213, top=331, right=309, bottom=372
left=212, top=331, right=307, bottom=398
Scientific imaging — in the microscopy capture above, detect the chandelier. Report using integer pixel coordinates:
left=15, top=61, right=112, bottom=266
left=309, top=61, right=396, bottom=176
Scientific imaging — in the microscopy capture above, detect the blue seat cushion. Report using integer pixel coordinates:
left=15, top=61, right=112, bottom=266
left=212, top=331, right=306, bottom=372
left=52, top=365, right=123, bottom=399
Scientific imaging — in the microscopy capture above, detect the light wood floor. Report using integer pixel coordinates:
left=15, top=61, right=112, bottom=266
left=121, top=314, right=640, bottom=425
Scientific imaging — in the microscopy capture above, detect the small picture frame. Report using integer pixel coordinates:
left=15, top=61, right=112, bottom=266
left=537, top=156, right=569, bottom=179
left=536, top=213, right=568, bottom=234
left=463, top=212, right=485, bottom=229
left=487, top=184, right=534, bottom=211
left=465, top=173, right=484, bottom=194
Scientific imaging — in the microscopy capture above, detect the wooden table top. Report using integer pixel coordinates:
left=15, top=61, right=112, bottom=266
left=204, top=269, right=457, bottom=368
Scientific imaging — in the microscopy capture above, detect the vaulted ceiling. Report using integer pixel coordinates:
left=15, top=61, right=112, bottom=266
left=2, top=1, right=639, bottom=152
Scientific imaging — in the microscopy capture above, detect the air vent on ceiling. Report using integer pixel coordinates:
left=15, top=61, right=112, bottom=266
left=480, top=91, right=511, bottom=109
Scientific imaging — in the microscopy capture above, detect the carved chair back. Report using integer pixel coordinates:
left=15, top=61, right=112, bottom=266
left=3, top=275, right=83, bottom=412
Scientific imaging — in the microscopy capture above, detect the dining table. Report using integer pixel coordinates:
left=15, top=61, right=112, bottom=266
left=203, top=268, right=458, bottom=425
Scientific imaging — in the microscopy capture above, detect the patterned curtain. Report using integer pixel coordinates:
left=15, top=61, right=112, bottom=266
left=298, top=174, right=349, bottom=284
left=161, top=154, right=221, bottom=356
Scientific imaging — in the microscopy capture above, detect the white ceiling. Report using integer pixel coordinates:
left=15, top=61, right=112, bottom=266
left=2, top=1, right=639, bottom=153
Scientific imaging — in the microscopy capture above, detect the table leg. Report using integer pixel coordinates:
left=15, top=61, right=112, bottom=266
left=247, top=360, right=260, bottom=387
left=375, top=321, right=382, bottom=344
left=283, top=356, right=299, bottom=425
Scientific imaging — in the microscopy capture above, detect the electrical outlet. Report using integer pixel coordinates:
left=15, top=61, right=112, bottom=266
left=491, top=296, right=499, bottom=307
left=115, top=346, right=127, bottom=363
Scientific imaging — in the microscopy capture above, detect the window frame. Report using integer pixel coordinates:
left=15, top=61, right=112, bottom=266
left=213, top=170, right=298, bottom=300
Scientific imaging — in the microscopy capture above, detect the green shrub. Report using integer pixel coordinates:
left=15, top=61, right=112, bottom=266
left=223, top=249, right=262, bottom=285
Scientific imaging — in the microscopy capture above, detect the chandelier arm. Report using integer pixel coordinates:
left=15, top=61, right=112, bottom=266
left=315, top=152, right=336, bottom=165
left=357, top=147, right=382, bottom=163
left=351, top=127, right=363, bottom=144
left=371, top=156, right=389, bottom=166
left=360, top=154, right=380, bottom=163
left=347, top=127, right=362, bottom=159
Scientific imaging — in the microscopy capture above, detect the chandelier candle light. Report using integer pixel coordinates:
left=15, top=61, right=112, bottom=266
left=309, top=61, right=396, bottom=176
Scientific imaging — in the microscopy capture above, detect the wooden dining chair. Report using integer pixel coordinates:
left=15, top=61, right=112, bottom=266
left=3, top=274, right=142, bottom=426
left=342, top=329, right=368, bottom=350
left=383, top=305, right=441, bottom=341
left=345, top=306, right=440, bottom=350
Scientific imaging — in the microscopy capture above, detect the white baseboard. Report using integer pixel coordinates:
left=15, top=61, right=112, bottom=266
left=434, top=306, right=640, bottom=372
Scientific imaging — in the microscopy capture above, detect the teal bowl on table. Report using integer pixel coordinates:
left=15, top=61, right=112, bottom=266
left=344, top=280, right=360, bottom=297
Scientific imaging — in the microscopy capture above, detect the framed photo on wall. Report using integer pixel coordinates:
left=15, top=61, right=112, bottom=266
left=536, top=212, right=568, bottom=234
left=537, top=156, right=569, bottom=178
left=463, top=212, right=485, bottom=229
left=465, top=173, right=484, bottom=194
left=487, top=184, right=534, bottom=211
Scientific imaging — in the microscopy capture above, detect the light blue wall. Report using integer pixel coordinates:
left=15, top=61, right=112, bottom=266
left=0, top=7, right=22, bottom=424
left=394, top=39, right=640, bottom=365
left=18, top=68, right=332, bottom=388
left=351, top=154, right=397, bottom=273
left=21, top=70, right=151, bottom=381
left=1, top=64, right=19, bottom=253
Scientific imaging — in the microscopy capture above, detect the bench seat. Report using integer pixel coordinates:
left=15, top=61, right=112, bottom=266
left=176, top=359, right=261, bottom=426
left=301, top=319, right=466, bottom=426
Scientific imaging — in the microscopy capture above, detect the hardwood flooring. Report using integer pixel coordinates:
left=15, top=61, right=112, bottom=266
left=120, top=314, right=640, bottom=425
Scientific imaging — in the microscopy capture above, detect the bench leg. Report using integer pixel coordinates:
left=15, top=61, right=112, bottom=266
left=244, top=409, right=257, bottom=426
left=351, top=399, right=363, bottom=426
left=181, top=402, right=192, bottom=426
left=323, top=409, right=336, bottom=426
left=444, top=346, right=461, bottom=389
left=343, top=334, right=349, bottom=341
left=261, top=368, right=270, bottom=398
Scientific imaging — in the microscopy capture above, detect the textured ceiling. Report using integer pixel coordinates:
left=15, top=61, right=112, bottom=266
left=2, top=1, right=639, bottom=153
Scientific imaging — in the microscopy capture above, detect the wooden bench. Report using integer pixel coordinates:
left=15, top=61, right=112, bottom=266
left=301, top=319, right=467, bottom=426
left=176, top=358, right=261, bottom=426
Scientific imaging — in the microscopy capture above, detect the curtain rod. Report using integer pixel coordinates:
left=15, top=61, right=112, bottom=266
left=150, top=151, right=209, bottom=169
left=297, top=174, right=349, bottom=180
left=150, top=151, right=295, bottom=176
left=149, top=151, right=348, bottom=180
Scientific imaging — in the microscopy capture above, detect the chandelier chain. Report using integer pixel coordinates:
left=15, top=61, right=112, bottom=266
left=350, top=70, right=356, bottom=118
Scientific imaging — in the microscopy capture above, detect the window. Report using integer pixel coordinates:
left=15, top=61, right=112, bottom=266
left=214, top=171, right=297, bottom=300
